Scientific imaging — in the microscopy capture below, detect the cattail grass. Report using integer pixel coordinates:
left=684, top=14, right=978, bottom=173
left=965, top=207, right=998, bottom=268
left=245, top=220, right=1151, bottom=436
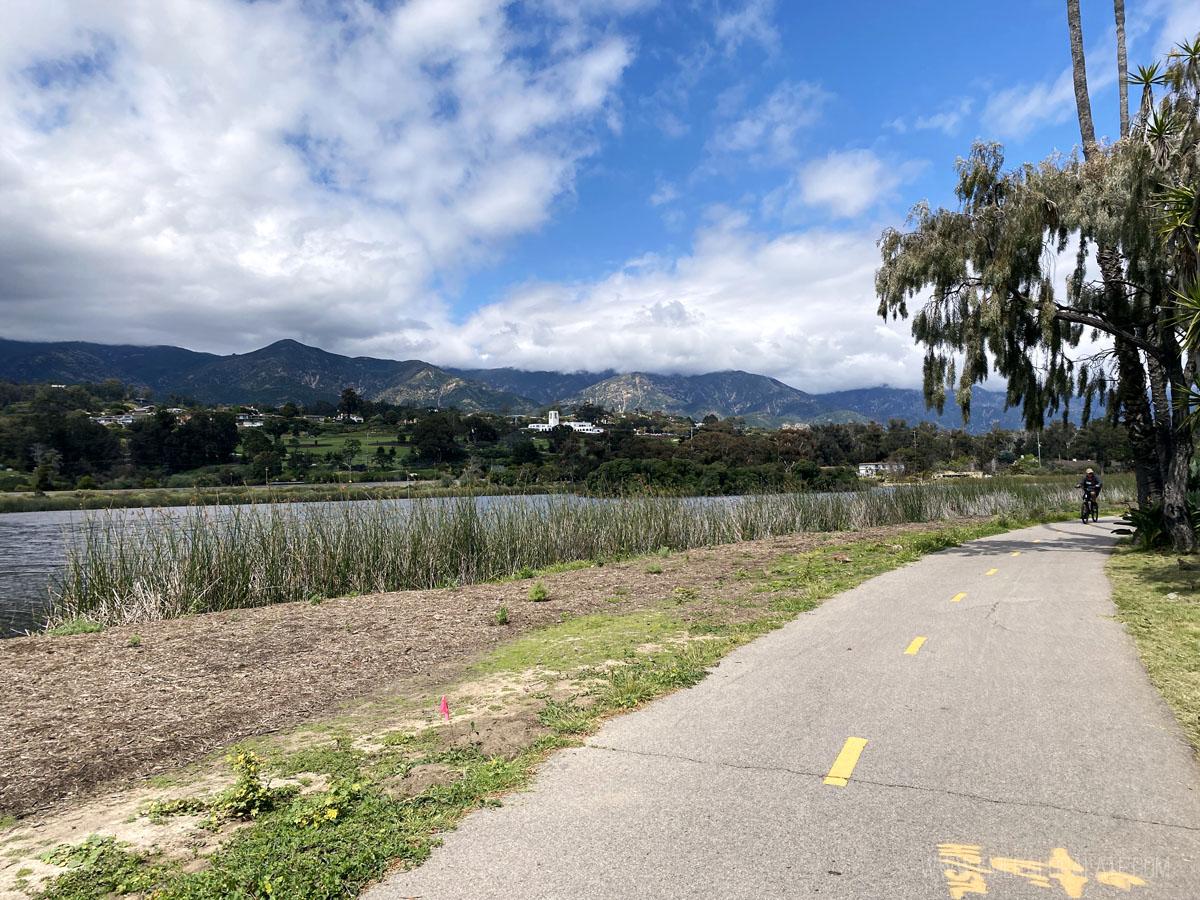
left=48, top=476, right=1134, bottom=627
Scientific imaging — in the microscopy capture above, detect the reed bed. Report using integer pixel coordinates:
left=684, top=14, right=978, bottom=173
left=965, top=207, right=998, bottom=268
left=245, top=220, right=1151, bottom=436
left=49, top=477, right=1134, bottom=627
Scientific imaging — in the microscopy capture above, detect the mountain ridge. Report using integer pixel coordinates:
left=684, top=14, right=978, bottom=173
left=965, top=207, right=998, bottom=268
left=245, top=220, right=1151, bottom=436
left=0, top=336, right=1039, bottom=432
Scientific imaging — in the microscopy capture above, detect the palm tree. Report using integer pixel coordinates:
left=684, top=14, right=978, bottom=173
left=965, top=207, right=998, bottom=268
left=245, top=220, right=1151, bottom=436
left=1067, top=0, right=1096, bottom=151
left=1116, top=0, right=1129, bottom=137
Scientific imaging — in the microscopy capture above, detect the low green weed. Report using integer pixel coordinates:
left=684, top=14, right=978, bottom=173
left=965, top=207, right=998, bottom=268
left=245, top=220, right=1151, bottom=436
left=48, top=619, right=103, bottom=636
left=527, top=581, right=549, bottom=602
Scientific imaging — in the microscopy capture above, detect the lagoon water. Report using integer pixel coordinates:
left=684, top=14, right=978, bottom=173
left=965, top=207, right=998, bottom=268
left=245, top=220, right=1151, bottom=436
left=0, top=495, right=549, bottom=637
left=0, top=508, right=88, bottom=637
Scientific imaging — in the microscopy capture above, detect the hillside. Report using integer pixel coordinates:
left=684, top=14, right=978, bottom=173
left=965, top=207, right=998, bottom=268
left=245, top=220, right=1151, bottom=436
left=445, top=367, right=616, bottom=406
left=0, top=338, right=536, bottom=412
left=556, top=370, right=840, bottom=423
left=813, top=385, right=1035, bottom=431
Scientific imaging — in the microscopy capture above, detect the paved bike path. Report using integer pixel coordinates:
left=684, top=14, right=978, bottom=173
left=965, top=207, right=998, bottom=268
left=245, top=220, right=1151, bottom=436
left=368, top=520, right=1200, bottom=899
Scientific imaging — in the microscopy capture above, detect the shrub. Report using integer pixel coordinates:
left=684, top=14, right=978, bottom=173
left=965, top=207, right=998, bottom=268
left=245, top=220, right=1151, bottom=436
left=527, top=581, right=549, bottom=602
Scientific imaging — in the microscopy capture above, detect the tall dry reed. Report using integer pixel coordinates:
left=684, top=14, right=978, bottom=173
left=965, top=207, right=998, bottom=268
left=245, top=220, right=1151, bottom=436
left=49, top=477, right=1133, bottom=626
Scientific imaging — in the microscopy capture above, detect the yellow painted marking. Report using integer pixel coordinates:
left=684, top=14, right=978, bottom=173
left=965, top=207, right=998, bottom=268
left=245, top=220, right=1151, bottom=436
left=985, top=568, right=997, bottom=576
left=904, top=636, right=926, bottom=655
left=1010, top=551, right=1021, bottom=557
left=938, top=843, right=1150, bottom=897
left=951, top=592, right=967, bottom=603
left=1033, top=539, right=1041, bottom=543
left=823, top=737, right=868, bottom=786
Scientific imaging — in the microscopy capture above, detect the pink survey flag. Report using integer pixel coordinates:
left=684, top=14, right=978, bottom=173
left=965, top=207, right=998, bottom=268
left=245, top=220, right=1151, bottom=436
left=439, top=695, right=450, bottom=722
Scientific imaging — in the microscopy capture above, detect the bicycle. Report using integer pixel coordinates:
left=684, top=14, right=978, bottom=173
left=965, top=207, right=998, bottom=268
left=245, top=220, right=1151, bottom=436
left=1080, top=487, right=1099, bottom=524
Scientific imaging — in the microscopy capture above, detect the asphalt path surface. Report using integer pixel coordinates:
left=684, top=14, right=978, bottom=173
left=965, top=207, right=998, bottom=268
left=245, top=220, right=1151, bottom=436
left=368, top=519, right=1200, bottom=899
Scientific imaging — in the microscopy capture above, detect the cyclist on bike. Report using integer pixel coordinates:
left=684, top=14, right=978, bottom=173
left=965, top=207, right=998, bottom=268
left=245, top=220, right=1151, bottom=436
left=1079, top=468, right=1102, bottom=520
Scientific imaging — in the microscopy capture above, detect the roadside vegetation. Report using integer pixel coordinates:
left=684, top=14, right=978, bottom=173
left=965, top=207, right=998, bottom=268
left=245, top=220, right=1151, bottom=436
left=13, top=517, right=1055, bottom=900
left=1107, top=547, right=1200, bottom=753
left=49, top=477, right=1133, bottom=628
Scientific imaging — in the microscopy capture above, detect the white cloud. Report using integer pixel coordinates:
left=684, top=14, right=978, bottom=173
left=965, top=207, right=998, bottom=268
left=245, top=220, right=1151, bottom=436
left=432, top=215, right=927, bottom=393
left=0, top=0, right=632, bottom=354
left=649, top=180, right=681, bottom=206
left=782, top=149, right=922, bottom=219
left=886, top=98, right=972, bottom=136
left=714, top=0, right=780, bottom=56
left=982, top=65, right=1088, bottom=140
left=708, top=80, right=830, bottom=165
left=914, top=98, right=974, bottom=135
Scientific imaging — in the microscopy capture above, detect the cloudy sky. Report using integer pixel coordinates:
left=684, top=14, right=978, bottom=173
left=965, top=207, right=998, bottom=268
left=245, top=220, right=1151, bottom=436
left=3, top=0, right=1198, bottom=392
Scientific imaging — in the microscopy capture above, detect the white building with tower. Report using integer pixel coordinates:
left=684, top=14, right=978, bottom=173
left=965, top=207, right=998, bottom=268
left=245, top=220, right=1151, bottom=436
left=528, top=410, right=603, bottom=434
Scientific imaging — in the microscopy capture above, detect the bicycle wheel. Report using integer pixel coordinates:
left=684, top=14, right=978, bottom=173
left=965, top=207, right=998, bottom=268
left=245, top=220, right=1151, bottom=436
left=1082, top=500, right=1090, bottom=524
left=1091, top=500, right=1099, bottom=522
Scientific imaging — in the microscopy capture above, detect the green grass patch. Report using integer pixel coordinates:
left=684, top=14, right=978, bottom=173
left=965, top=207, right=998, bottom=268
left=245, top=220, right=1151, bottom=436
left=1107, top=545, right=1200, bottom=752
left=270, top=735, right=364, bottom=780
left=47, top=619, right=104, bottom=636
left=470, top=608, right=688, bottom=675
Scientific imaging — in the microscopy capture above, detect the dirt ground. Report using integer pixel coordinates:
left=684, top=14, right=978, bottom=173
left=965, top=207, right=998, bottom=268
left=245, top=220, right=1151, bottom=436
left=0, top=522, right=956, bottom=819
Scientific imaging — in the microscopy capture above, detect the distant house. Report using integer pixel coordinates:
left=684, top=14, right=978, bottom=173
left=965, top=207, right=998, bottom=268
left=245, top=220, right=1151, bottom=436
left=857, top=461, right=905, bottom=478
left=528, top=410, right=603, bottom=435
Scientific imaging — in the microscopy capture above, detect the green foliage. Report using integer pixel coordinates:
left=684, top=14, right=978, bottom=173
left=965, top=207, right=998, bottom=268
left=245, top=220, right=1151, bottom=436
left=526, top=581, right=549, bottom=602
left=219, top=750, right=278, bottom=820
left=644, top=563, right=663, bottom=574
left=494, top=605, right=509, bottom=625
left=38, top=835, right=173, bottom=900
left=48, top=618, right=103, bottom=636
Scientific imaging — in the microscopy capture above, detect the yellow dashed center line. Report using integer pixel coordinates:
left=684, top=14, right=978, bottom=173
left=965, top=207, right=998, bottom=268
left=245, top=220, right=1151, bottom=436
left=985, top=568, right=997, bottom=576
left=1010, top=551, right=1021, bottom=557
left=1033, top=539, right=1042, bottom=543
left=951, top=592, right=967, bottom=603
left=824, top=737, right=868, bottom=786
left=904, top=637, right=926, bottom=655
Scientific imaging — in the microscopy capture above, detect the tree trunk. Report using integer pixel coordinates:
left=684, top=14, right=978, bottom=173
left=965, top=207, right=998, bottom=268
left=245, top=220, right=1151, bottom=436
left=1115, top=0, right=1129, bottom=138
left=1067, top=0, right=1097, bottom=152
left=1161, top=433, right=1196, bottom=552
left=1147, top=341, right=1197, bottom=552
left=1114, top=337, right=1162, bottom=504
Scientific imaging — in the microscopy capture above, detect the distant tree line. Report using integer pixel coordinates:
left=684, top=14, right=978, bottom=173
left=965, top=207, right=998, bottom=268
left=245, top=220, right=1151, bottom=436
left=0, top=381, right=1133, bottom=494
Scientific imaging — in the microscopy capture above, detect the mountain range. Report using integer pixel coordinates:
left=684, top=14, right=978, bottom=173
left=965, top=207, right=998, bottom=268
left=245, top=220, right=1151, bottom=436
left=0, top=337, right=1041, bottom=433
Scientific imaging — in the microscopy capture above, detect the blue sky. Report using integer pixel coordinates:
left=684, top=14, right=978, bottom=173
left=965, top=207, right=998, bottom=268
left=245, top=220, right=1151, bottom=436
left=2, top=0, right=1198, bottom=391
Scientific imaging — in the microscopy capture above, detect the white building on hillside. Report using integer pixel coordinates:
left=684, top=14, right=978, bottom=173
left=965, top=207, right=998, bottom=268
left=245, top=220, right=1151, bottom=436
left=528, top=410, right=604, bottom=435
left=857, top=461, right=904, bottom=478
